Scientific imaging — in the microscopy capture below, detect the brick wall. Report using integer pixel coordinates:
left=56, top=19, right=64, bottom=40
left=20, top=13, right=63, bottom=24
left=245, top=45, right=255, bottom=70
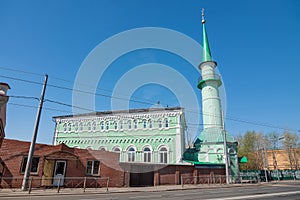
left=0, top=139, right=125, bottom=188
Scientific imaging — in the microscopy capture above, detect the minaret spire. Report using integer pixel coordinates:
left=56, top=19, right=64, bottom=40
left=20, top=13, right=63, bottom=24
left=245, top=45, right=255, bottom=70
left=201, top=8, right=212, bottom=62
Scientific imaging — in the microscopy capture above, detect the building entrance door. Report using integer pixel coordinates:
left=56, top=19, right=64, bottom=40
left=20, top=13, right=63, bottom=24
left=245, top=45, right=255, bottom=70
left=53, top=160, right=66, bottom=186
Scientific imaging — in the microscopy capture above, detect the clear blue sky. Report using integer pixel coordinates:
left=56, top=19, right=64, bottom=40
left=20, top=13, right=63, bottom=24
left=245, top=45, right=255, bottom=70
left=0, top=0, right=299, bottom=144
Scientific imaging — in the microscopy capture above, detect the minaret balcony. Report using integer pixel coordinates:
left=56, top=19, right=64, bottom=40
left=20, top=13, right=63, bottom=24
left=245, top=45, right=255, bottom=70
left=197, top=74, right=222, bottom=89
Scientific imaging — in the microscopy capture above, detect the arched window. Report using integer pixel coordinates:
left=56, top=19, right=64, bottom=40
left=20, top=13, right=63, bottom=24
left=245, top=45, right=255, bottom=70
left=87, top=122, right=91, bottom=131
left=92, top=121, right=97, bottom=131
left=148, top=119, right=153, bottom=129
left=134, top=120, right=138, bottom=129
left=128, top=120, right=132, bottom=130
left=127, top=147, right=136, bottom=162
left=158, top=119, right=162, bottom=128
left=143, top=147, right=151, bottom=162
left=63, top=123, right=67, bottom=132
left=216, top=148, right=223, bottom=153
left=143, top=120, right=147, bottom=129
left=114, top=121, right=118, bottom=130
left=87, top=146, right=93, bottom=150
left=100, top=121, right=104, bottom=131
left=159, top=147, right=168, bottom=163
left=229, top=148, right=236, bottom=155
left=68, top=123, right=72, bottom=132
left=119, top=120, right=123, bottom=130
left=165, top=118, right=169, bottom=128
left=79, top=122, right=84, bottom=131
left=105, top=121, right=109, bottom=130
left=112, top=146, right=121, bottom=153
left=74, top=123, right=78, bottom=132
left=98, top=146, right=106, bottom=151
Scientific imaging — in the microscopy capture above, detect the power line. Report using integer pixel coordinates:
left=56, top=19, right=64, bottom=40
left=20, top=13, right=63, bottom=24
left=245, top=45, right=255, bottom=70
left=45, top=99, right=95, bottom=112
left=8, top=95, right=39, bottom=101
left=8, top=102, right=73, bottom=114
left=0, top=66, right=158, bottom=106
left=0, top=74, right=42, bottom=86
left=1, top=69, right=298, bottom=132
left=0, top=66, right=44, bottom=77
left=0, top=73, right=155, bottom=106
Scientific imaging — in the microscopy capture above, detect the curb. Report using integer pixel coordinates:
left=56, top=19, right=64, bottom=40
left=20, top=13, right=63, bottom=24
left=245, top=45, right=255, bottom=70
left=0, top=182, right=272, bottom=197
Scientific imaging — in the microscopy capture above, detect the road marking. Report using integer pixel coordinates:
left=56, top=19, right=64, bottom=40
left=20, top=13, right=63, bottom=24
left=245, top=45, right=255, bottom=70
left=129, top=194, right=162, bottom=199
left=207, top=190, right=300, bottom=200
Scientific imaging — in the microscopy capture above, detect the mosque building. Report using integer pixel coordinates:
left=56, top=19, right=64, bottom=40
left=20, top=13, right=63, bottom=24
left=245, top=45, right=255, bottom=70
left=53, top=10, right=239, bottom=180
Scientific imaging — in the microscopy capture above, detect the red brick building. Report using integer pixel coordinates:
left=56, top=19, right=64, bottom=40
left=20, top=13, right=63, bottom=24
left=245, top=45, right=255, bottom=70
left=0, top=139, right=125, bottom=188
left=0, top=139, right=226, bottom=188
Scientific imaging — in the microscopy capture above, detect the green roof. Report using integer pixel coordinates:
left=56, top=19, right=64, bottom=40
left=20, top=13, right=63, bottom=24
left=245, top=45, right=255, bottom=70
left=202, top=23, right=212, bottom=62
left=197, top=128, right=236, bottom=143
left=239, top=156, right=248, bottom=163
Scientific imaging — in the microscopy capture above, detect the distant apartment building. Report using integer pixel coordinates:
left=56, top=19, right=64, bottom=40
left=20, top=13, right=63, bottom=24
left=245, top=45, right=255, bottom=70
left=266, top=148, right=300, bottom=170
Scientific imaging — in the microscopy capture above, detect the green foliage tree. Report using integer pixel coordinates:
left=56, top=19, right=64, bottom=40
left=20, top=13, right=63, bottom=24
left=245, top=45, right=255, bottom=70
left=238, top=131, right=262, bottom=170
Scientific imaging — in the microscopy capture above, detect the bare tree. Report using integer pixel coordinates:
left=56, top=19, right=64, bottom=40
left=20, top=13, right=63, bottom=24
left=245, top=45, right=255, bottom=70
left=268, top=132, right=280, bottom=170
left=281, top=131, right=299, bottom=170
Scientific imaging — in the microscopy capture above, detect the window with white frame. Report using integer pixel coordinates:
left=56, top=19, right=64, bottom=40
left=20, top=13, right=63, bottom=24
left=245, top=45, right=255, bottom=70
left=128, top=120, right=132, bottom=130
left=158, top=119, right=162, bottom=128
left=105, top=121, right=109, bottom=130
left=134, top=120, right=138, bottom=129
left=165, top=118, right=169, bottom=128
left=148, top=119, right=153, bottom=129
left=159, top=147, right=168, bottom=163
left=114, top=121, right=118, bottom=130
left=127, top=147, right=136, bottom=162
left=74, top=122, right=78, bottom=132
left=20, top=157, right=40, bottom=173
left=68, top=123, right=72, bottom=132
left=100, top=121, right=104, bottom=131
left=79, top=122, right=84, bottom=131
left=87, top=146, right=93, bottom=150
left=63, top=123, right=67, bottom=132
left=87, top=122, right=91, bottom=131
left=86, top=160, right=100, bottom=175
left=143, top=147, right=151, bottom=162
left=98, top=146, right=106, bottom=151
left=92, top=121, right=97, bottom=131
left=119, top=120, right=123, bottom=130
left=143, top=120, right=147, bottom=129
left=112, top=146, right=121, bottom=153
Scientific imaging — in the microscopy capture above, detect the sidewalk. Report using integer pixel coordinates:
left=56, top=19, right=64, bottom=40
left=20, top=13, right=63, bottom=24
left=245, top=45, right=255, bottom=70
left=0, top=183, right=259, bottom=197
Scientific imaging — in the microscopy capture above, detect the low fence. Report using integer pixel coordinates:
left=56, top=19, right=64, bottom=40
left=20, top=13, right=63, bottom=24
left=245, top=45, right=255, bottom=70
left=240, top=170, right=300, bottom=181
left=181, top=175, right=227, bottom=187
left=0, top=176, right=110, bottom=194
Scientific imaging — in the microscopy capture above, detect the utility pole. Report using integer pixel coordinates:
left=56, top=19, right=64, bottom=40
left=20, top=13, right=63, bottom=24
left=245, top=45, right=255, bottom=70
left=222, top=111, right=230, bottom=184
left=21, top=74, right=48, bottom=191
left=261, top=147, right=268, bottom=182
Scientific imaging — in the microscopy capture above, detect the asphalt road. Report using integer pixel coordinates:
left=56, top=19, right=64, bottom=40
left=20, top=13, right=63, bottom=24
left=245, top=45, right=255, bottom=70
left=2, top=182, right=300, bottom=200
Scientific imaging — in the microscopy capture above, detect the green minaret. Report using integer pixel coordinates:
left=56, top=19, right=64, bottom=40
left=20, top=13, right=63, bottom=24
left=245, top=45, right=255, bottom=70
left=198, top=9, right=223, bottom=130
left=184, top=9, right=239, bottom=183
